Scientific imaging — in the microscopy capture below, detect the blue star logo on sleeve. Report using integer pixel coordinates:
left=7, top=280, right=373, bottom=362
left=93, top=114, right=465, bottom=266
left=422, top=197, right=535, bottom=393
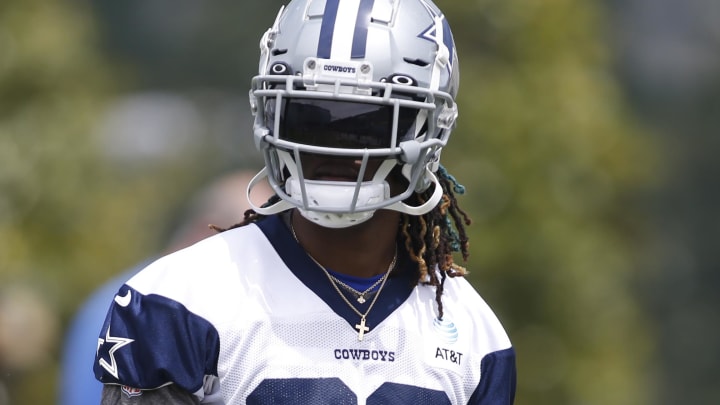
left=97, top=323, right=134, bottom=379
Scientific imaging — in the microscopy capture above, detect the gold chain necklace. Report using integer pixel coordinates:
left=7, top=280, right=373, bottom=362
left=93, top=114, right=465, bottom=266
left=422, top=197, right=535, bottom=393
left=328, top=270, right=387, bottom=304
left=289, top=219, right=396, bottom=341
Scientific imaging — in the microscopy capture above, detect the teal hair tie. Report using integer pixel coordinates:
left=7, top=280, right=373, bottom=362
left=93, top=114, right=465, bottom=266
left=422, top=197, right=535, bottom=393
left=437, top=165, right=466, bottom=195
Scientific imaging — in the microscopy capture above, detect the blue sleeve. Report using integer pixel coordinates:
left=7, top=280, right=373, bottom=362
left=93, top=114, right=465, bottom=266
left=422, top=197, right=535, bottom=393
left=467, top=348, right=517, bottom=405
left=93, top=284, right=221, bottom=394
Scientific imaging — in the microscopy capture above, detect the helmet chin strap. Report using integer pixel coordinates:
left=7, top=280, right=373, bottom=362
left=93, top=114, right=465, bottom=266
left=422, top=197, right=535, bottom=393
left=246, top=167, right=295, bottom=215
left=247, top=166, right=444, bottom=227
left=384, top=168, right=443, bottom=216
left=247, top=168, right=378, bottom=227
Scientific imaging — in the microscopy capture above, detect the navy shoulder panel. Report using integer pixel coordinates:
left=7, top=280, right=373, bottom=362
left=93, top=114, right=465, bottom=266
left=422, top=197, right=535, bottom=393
left=94, top=284, right=220, bottom=393
left=468, top=347, right=517, bottom=405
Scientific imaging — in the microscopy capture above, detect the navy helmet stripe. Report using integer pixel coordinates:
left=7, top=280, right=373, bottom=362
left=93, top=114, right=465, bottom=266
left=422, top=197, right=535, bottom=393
left=317, top=0, right=341, bottom=59
left=351, top=0, right=375, bottom=58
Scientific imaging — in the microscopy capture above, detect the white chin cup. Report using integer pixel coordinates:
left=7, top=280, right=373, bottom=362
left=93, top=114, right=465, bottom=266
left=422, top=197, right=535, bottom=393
left=286, top=178, right=389, bottom=228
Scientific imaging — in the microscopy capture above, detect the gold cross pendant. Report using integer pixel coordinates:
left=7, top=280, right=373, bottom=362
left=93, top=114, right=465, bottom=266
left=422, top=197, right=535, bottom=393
left=355, top=316, right=369, bottom=341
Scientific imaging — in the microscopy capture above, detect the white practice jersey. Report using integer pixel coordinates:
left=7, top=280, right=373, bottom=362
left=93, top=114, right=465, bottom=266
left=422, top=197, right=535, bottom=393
left=95, top=214, right=515, bottom=404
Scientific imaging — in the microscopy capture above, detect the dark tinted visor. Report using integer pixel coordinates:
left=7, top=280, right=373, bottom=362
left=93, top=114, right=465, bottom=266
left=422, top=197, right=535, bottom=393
left=269, top=98, right=417, bottom=149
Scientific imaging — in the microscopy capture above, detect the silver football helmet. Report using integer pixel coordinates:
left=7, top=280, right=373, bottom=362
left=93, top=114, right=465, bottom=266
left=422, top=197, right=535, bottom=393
left=247, top=0, right=460, bottom=228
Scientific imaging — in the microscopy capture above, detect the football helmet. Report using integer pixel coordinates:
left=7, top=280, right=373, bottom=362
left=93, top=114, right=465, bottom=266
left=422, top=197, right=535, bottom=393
left=247, top=0, right=459, bottom=228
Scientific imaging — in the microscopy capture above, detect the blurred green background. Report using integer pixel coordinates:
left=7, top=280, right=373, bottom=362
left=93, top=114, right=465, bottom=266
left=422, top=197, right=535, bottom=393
left=1, top=0, right=717, bottom=404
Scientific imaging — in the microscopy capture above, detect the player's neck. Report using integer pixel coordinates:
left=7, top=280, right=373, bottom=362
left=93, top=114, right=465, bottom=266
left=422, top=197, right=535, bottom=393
left=291, top=209, right=399, bottom=279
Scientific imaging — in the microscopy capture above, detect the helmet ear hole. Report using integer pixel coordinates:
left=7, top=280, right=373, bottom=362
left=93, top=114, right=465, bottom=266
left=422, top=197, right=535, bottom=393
left=385, top=74, right=426, bottom=102
left=387, top=74, right=417, bottom=87
left=270, top=62, right=292, bottom=75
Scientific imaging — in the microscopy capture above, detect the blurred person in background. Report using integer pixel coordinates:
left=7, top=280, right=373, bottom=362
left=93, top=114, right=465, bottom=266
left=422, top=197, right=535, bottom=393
left=60, top=171, right=271, bottom=405
left=94, top=0, right=516, bottom=403
left=0, top=285, right=59, bottom=405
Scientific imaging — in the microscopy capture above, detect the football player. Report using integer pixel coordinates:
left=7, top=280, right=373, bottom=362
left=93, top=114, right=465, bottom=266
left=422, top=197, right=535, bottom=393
left=95, top=0, right=516, bottom=403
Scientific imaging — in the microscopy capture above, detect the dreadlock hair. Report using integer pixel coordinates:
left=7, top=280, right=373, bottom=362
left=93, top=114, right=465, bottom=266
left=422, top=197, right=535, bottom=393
left=209, top=165, right=472, bottom=321
left=400, top=165, right=471, bottom=320
left=209, top=193, right=283, bottom=233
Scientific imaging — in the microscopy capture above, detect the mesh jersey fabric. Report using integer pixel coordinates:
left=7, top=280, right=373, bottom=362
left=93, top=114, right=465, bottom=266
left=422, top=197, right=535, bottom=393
left=94, top=214, right=515, bottom=404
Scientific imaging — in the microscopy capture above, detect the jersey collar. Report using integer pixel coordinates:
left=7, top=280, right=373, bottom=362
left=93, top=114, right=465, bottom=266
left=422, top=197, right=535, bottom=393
left=256, top=214, right=417, bottom=334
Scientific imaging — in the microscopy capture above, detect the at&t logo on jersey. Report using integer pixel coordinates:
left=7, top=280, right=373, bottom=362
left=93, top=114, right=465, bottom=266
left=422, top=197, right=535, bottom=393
left=435, top=347, right=463, bottom=365
left=433, top=317, right=459, bottom=344
left=430, top=317, right=464, bottom=367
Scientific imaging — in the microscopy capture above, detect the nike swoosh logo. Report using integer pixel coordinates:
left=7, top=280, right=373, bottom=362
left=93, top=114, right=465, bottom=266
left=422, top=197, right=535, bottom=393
left=114, top=290, right=132, bottom=307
